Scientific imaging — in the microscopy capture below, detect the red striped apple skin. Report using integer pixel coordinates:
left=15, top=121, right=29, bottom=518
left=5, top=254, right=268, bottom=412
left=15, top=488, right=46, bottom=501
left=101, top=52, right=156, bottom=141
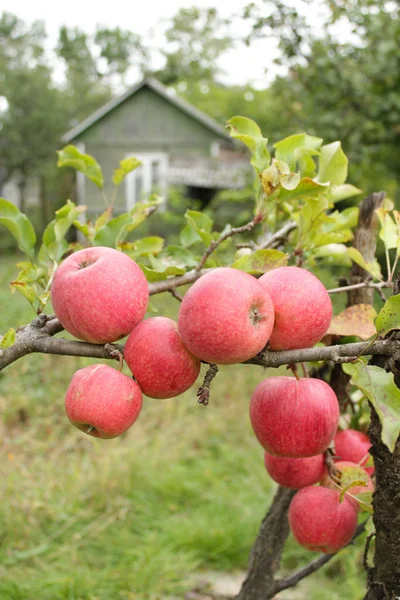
left=334, top=429, right=374, bottom=476
left=52, top=247, right=149, bottom=343
left=178, top=268, right=275, bottom=365
left=250, top=377, right=339, bottom=457
left=65, top=364, right=143, bottom=439
left=289, top=486, right=358, bottom=553
left=259, top=266, right=332, bottom=350
left=264, top=452, right=326, bottom=489
left=125, top=317, right=201, bottom=399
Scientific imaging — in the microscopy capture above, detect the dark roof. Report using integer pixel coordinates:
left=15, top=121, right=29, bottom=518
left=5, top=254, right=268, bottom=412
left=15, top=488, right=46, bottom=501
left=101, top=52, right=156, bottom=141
left=62, top=78, right=231, bottom=144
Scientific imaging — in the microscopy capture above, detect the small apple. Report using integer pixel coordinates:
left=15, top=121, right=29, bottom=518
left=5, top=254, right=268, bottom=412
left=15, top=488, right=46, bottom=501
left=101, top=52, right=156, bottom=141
left=289, top=486, right=358, bottom=553
left=65, top=364, right=143, bottom=438
left=124, top=317, right=201, bottom=399
left=52, top=246, right=149, bottom=343
left=264, top=452, right=326, bottom=489
left=178, top=268, right=275, bottom=365
left=259, top=266, right=332, bottom=350
left=334, top=429, right=374, bottom=476
left=250, top=376, right=339, bottom=457
left=320, top=460, right=374, bottom=510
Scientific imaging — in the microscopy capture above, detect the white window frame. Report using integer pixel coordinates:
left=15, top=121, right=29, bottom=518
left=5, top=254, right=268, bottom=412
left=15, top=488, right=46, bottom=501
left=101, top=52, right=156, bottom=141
left=125, top=152, right=168, bottom=210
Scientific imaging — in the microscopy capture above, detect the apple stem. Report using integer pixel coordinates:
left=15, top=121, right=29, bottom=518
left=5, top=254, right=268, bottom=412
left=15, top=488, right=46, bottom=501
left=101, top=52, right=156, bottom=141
left=288, top=363, right=300, bottom=380
left=196, top=363, right=219, bottom=406
left=86, top=425, right=95, bottom=435
left=300, top=362, right=309, bottom=378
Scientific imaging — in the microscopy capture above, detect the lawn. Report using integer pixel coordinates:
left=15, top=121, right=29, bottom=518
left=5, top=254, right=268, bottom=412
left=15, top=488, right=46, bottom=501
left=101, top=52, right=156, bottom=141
left=0, top=254, right=368, bottom=600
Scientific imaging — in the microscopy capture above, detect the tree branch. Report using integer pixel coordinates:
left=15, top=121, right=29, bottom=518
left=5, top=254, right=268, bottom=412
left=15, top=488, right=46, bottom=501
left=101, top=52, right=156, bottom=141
left=195, top=216, right=262, bottom=272
left=259, top=220, right=297, bottom=250
left=327, top=281, right=392, bottom=295
left=273, top=519, right=370, bottom=595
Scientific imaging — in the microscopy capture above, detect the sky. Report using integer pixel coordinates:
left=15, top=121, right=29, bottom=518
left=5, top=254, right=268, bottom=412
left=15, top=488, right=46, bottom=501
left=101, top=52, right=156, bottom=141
left=0, top=0, right=328, bottom=88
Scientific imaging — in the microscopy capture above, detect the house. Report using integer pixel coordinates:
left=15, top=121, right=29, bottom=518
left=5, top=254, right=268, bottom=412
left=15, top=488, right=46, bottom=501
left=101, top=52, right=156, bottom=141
left=61, top=78, right=249, bottom=213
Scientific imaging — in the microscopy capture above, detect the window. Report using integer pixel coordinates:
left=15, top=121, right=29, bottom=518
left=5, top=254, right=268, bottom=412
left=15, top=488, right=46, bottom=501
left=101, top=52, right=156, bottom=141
left=125, top=153, right=168, bottom=210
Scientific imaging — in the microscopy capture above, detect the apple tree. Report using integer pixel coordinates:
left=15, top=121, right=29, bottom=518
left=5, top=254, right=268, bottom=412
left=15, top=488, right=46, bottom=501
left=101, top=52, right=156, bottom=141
left=1, top=119, right=400, bottom=600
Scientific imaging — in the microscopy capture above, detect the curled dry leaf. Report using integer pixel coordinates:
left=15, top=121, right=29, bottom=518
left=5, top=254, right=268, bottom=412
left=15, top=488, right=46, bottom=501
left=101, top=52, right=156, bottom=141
left=325, top=304, right=377, bottom=341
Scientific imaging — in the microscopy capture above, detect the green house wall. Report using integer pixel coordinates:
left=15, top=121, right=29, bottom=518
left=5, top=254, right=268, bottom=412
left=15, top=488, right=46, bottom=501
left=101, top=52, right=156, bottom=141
left=73, top=87, right=226, bottom=212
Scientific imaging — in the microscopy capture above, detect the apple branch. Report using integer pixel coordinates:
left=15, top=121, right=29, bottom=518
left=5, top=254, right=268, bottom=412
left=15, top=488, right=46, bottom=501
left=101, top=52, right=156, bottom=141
left=272, top=519, right=370, bottom=596
left=195, top=215, right=262, bottom=273
left=196, top=363, right=219, bottom=405
left=1, top=313, right=398, bottom=373
left=327, top=281, right=392, bottom=295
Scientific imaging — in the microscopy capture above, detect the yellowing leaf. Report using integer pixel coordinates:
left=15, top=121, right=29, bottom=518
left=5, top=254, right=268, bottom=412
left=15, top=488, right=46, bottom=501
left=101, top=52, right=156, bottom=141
left=113, top=157, right=142, bottom=187
left=0, top=328, right=16, bottom=349
left=327, top=304, right=377, bottom=340
left=375, top=295, right=400, bottom=336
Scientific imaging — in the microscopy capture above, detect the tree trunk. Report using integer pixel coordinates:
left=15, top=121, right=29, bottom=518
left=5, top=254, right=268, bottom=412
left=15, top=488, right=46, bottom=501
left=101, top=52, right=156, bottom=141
left=235, top=487, right=295, bottom=600
left=18, top=176, right=27, bottom=213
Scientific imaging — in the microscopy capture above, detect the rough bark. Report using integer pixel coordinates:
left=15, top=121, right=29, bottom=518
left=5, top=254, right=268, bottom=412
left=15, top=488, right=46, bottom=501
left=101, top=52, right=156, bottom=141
left=349, top=191, right=385, bottom=305
left=235, top=487, right=296, bottom=600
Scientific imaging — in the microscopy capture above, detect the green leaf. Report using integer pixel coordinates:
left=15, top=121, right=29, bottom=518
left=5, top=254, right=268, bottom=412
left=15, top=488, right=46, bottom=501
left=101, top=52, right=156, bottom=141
left=317, top=142, right=348, bottom=186
left=376, top=208, right=398, bottom=251
left=347, top=362, right=400, bottom=453
left=0, top=328, right=16, bottom=349
left=156, top=246, right=197, bottom=269
left=94, top=207, right=113, bottom=231
left=347, top=248, right=382, bottom=280
left=119, top=237, right=164, bottom=259
left=180, top=224, right=202, bottom=248
left=9, top=281, right=36, bottom=307
left=231, top=249, right=288, bottom=274
left=329, top=184, right=362, bottom=203
left=140, top=264, right=186, bottom=282
left=375, top=295, right=400, bottom=336
left=42, top=200, right=86, bottom=262
left=226, top=116, right=270, bottom=175
left=279, top=177, right=329, bottom=203
left=184, top=210, right=213, bottom=246
left=57, top=145, right=104, bottom=189
left=94, top=197, right=162, bottom=247
left=113, top=157, right=142, bottom=187
left=0, top=198, right=37, bottom=258
left=313, top=243, right=352, bottom=267
left=274, top=133, right=322, bottom=172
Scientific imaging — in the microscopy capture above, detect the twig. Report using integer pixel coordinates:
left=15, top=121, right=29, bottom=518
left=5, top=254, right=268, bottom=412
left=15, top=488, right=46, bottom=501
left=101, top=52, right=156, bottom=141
left=196, top=364, right=219, bottom=405
left=259, top=220, right=297, bottom=250
left=169, top=288, right=183, bottom=302
left=273, top=520, right=370, bottom=594
left=327, top=281, right=393, bottom=295
left=195, top=216, right=262, bottom=273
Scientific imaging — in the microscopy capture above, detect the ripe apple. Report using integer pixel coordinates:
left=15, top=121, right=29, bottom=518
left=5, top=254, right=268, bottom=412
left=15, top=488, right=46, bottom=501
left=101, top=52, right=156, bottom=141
left=259, top=266, right=332, bottom=350
left=52, top=246, right=149, bottom=343
left=320, top=460, right=374, bottom=510
left=65, top=364, right=143, bottom=438
left=264, top=452, right=326, bottom=489
left=178, top=268, right=275, bottom=364
left=334, top=429, right=374, bottom=476
left=289, top=486, right=358, bottom=553
left=124, top=317, right=201, bottom=399
left=250, top=376, right=339, bottom=457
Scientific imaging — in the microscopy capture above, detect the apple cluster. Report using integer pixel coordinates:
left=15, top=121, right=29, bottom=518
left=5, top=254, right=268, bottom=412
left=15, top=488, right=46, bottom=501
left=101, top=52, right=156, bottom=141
left=262, top=428, right=374, bottom=554
left=52, top=246, right=371, bottom=553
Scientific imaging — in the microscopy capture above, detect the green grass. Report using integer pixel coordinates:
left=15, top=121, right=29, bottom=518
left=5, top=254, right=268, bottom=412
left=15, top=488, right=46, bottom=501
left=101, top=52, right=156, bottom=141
left=0, top=255, right=368, bottom=599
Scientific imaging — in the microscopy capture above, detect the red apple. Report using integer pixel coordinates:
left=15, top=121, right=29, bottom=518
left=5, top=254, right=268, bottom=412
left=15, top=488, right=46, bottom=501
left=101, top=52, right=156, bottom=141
left=250, top=377, right=339, bottom=457
left=264, top=452, right=326, bottom=489
left=259, top=266, right=332, bottom=350
left=289, top=486, right=358, bottom=553
left=320, top=460, right=374, bottom=510
left=124, top=317, right=201, bottom=399
left=178, top=268, right=275, bottom=365
left=52, top=246, right=149, bottom=343
left=65, top=364, right=143, bottom=438
left=334, top=429, right=374, bottom=476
